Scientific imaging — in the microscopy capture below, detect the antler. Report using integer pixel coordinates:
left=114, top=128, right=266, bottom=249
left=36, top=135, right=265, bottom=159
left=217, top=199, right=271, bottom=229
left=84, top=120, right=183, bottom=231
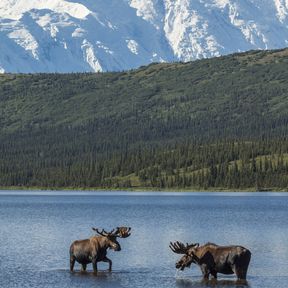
left=92, top=228, right=115, bottom=237
left=169, top=241, right=188, bottom=254
left=115, top=227, right=131, bottom=238
left=92, top=227, right=131, bottom=238
left=169, top=241, right=198, bottom=254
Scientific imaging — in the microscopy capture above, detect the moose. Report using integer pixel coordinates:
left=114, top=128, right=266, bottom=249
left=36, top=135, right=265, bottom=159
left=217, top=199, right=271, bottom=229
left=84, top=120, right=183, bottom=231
left=70, top=226, right=131, bottom=273
left=169, top=241, right=251, bottom=281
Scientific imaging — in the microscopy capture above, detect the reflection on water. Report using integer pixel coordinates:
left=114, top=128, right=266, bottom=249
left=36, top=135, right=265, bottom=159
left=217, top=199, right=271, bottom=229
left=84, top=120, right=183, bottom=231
left=176, top=278, right=249, bottom=288
left=0, top=191, right=287, bottom=288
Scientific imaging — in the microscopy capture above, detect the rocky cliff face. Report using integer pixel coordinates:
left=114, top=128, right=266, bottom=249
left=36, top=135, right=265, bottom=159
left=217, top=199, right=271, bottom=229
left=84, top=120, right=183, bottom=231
left=1, top=0, right=288, bottom=73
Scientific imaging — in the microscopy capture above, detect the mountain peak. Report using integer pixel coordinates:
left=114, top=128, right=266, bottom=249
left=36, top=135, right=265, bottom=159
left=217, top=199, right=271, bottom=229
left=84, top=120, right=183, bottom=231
left=1, top=0, right=288, bottom=73
left=0, top=0, right=91, bottom=20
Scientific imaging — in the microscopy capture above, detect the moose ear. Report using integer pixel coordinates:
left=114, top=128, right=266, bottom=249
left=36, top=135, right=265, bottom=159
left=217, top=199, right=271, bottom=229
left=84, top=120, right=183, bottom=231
left=194, top=243, right=199, bottom=248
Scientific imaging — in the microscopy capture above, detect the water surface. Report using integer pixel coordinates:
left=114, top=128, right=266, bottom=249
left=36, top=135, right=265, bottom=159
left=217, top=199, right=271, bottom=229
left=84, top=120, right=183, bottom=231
left=0, top=191, right=287, bottom=288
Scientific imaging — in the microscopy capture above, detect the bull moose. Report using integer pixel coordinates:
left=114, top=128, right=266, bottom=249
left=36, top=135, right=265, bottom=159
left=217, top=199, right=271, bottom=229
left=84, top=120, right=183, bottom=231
left=70, top=226, right=131, bottom=273
left=169, top=241, right=251, bottom=280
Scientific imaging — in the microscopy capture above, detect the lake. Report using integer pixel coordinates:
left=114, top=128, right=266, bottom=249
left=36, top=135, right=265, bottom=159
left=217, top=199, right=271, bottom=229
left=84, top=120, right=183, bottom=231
left=0, top=191, right=287, bottom=288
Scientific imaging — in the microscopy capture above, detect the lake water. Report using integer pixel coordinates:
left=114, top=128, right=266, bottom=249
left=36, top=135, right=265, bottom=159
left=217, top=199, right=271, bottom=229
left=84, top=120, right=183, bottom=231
left=0, top=191, right=287, bottom=288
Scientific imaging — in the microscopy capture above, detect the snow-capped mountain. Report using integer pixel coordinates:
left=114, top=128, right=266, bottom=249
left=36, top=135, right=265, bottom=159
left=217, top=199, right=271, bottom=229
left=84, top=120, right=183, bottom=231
left=1, top=0, right=288, bottom=73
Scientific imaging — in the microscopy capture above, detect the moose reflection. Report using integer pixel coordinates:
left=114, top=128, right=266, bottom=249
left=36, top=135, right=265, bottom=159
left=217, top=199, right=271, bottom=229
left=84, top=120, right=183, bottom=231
left=70, top=227, right=131, bottom=273
left=170, top=241, right=251, bottom=281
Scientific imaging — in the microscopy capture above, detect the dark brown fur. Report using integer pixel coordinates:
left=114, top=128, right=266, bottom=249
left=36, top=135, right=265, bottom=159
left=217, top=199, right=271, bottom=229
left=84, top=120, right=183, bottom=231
left=170, top=242, right=251, bottom=280
left=70, top=227, right=131, bottom=273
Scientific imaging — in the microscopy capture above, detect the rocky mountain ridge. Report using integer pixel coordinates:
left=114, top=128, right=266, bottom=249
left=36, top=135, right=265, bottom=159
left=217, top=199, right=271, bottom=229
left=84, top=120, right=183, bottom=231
left=1, top=0, right=288, bottom=72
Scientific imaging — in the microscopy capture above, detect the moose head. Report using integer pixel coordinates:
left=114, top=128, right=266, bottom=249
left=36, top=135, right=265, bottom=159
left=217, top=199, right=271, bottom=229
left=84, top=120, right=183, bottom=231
left=169, top=241, right=199, bottom=270
left=92, top=227, right=131, bottom=251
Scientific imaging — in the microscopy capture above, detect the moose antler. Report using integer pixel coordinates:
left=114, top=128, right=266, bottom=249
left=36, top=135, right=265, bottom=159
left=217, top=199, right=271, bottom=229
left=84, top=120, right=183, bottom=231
left=92, top=227, right=131, bottom=238
left=115, top=227, right=131, bottom=238
left=92, top=228, right=116, bottom=237
left=169, top=241, right=198, bottom=254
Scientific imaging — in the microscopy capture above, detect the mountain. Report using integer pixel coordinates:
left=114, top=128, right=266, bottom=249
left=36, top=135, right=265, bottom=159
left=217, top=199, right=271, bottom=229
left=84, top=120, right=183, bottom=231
left=1, top=49, right=288, bottom=189
left=1, top=0, right=288, bottom=73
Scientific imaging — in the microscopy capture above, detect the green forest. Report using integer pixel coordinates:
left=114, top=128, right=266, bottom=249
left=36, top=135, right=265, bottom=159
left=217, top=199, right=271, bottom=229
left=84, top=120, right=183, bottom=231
left=1, top=48, right=288, bottom=190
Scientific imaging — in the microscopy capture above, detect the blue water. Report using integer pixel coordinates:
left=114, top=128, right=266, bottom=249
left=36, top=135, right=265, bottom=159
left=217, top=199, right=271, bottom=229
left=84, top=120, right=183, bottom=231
left=0, top=191, right=287, bottom=288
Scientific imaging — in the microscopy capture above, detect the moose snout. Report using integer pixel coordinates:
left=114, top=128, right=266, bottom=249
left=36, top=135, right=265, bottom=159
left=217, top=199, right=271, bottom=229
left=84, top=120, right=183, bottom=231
left=176, top=261, right=184, bottom=270
left=175, top=254, right=193, bottom=271
left=112, top=243, right=121, bottom=251
left=175, top=262, right=181, bottom=269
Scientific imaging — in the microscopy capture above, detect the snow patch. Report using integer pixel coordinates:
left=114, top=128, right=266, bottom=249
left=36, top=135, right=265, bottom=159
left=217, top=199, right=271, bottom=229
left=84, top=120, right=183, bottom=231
left=8, top=27, right=39, bottom=59
left=36, top=13, right=52, bottom=27
left=126, top=39, right=139, bottom=55
left=96, top=41, right=114, bottom=55
left=129, top=0, right=161, bottom=29
left=81, top=40, right=102, bottom=72
left=72, top=28, right=86, bottom=38
left=0, top=0, right=91, bottom=20
left=212, top=0, right=230, bottom=9
left=107, top=21, right=117, bottom=30
left=274, top=0, right=288, bottom=22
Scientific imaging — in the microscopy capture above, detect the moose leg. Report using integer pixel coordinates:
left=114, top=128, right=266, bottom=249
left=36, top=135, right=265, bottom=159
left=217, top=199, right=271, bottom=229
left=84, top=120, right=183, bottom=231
left=200, top=265, right=210, bottom=280
left=234, top=267, right=248, bottom=281
left=241, top=266, right=248, bottom=280
left=81, top=264, right=87, bottom=272
left=236, top=253, right=250, bottom=280
left=211, top=271, right=217, bottom=279
left=92, top=259, right=98, bottom=274
left=103, top=257, right=112, bottom=271
left=70, top=256, right=76, bottom=272
left=231, top=265, right=243, bottom=280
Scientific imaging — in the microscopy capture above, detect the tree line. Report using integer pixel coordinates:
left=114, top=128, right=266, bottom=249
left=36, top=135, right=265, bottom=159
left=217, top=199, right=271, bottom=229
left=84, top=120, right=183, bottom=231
left=1, top=49, right=288, bottom=190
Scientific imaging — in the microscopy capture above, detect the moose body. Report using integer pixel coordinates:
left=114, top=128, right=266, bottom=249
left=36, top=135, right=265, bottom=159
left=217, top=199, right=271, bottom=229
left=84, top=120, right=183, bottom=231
left=170, top=242, right=251, bottom=280
left=70, top=227, right=131, bottom=273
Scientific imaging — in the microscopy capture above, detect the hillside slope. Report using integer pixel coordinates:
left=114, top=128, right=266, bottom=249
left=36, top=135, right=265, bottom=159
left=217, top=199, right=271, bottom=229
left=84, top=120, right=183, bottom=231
left=0, top=49, right=288, bottom=190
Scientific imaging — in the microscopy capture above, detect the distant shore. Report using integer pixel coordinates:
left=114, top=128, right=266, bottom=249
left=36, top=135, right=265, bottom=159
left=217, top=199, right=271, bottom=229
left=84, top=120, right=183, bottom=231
left=0, top=186, right=287, bottom=193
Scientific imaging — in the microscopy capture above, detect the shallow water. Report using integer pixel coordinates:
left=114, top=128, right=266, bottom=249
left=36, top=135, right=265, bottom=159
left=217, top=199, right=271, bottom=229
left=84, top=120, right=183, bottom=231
left=0, top=191, right=287, bottom=288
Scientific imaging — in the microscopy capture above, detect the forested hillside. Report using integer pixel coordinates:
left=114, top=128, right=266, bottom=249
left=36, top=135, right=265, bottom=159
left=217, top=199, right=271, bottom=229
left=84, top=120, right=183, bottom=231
left=1, top=49, right=288, bottom=190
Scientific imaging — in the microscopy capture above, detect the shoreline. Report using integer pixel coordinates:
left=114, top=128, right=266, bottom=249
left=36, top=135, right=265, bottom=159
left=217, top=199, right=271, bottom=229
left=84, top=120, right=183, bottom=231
left=0, top=186, right=287, bottom=193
